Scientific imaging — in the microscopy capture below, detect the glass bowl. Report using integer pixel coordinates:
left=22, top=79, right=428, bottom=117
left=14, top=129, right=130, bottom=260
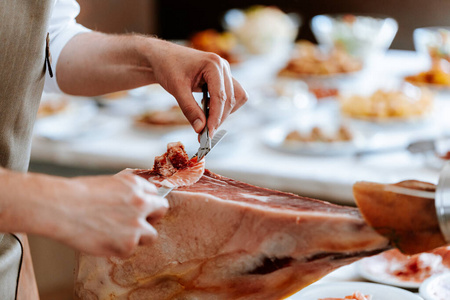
left=222, top=6, right=301, bottom=55
left=311, top=14, right=398, bottom=62
left=414, top=27, right=450, bottom=62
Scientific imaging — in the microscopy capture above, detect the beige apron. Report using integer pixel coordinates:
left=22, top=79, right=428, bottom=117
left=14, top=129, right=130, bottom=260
left=0, top=0, right=54, bottom=299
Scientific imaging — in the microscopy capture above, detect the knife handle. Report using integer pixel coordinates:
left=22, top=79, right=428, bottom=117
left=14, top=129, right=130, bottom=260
left=202, top=83, right=210, bottom=119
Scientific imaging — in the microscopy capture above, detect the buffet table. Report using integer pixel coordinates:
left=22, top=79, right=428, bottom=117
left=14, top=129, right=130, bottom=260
left=31, top=50, right=450, bottom=205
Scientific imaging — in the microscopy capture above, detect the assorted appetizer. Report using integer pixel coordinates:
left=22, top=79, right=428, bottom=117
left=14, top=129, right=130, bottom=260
left=279, top=40, right=363, bottom=77
left=340, top=87, right=434, bottom=121
left=284, top=125, right=353, bottom=144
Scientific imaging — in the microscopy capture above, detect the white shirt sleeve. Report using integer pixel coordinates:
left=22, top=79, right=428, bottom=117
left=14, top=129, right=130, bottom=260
left=44, top=0, right=91, bottom=93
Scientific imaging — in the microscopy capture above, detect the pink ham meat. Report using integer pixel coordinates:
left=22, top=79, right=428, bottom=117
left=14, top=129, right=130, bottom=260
left=134, top=142, right=205, bottom=188
left=74, top=143, right=390, bottom=300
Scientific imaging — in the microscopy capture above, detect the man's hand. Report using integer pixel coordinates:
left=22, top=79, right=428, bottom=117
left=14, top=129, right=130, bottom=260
left=146, top=39, right=248, bottom=136
left=53, top=172, right=168, bottom=257
left=0, top=168, right=168, bottom=257
left=57, top=33, right=248, bottom=136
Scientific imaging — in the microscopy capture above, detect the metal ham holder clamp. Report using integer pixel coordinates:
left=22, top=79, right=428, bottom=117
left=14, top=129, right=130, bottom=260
left=436, top=162, right=450, bottom=243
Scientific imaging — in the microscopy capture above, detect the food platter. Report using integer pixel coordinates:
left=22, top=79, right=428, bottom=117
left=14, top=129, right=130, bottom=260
left=261, top=123, right=364, bottom=156
left=259, top=119, right=424, bottom=156
left=342, top=114, right=433, bottom=132
left=339, top=84, right=435, bottom=129
left=289, top=282, right=422, bottom=300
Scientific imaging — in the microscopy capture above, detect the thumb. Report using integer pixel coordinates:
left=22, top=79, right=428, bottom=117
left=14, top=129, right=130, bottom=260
left=175, top=89, right=206, bottom=133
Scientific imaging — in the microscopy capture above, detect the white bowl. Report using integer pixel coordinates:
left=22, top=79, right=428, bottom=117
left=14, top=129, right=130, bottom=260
left=414, top=27, right=450, bottom=62
left=223, top=6, right=301, bottom=55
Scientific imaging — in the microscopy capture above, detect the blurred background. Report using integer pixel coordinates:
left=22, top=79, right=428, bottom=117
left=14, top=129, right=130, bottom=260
left=31, top=1, right=450, bottom=299
left=76, top=0, right=450, bottom=49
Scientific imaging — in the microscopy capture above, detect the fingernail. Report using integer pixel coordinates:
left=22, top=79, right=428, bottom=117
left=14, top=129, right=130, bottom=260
left=193, top=119, right=203, bottom=132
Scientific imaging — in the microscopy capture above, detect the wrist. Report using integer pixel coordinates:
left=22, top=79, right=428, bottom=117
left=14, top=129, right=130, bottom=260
left=134, top=36, right=167, bottom=81
left=0, top=170, right=77, bottom=239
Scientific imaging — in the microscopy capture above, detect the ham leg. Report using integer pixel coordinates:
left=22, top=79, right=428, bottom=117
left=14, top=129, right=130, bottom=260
left=74, top=143, right=391, bottom=300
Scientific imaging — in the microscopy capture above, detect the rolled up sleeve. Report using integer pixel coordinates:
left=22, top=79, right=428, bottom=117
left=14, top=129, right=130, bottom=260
left=44, top=0, right=91, bottom=93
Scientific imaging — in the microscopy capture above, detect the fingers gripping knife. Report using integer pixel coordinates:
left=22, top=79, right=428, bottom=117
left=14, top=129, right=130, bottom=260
left=192, top=84, right=228, bottom=160
left=196, top=84, right=212, bottom=161
left=157, top=84, right=227, bottom=198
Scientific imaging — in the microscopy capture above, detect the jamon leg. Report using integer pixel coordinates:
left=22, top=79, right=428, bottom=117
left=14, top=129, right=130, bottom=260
left=75, top=142, right=391, bottom=300
left=353, top=180, right=446, bottom=255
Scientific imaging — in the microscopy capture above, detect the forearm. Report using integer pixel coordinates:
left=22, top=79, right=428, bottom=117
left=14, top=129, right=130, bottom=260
left=0, top=168, right=77, bottom=238
left=56, top=32, right=160, bottom=96
left=0, top=168, right=168, bottom=257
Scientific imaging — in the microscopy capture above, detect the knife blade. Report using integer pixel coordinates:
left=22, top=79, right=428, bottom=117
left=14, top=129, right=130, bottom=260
left=197, top=84, right=211, bottom=161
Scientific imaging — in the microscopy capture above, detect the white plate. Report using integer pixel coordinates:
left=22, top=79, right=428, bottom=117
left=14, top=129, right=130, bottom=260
left=420, top=272, right=450, bottom=300
left=343, top=115, right=432, bottom=131
left=133, top=121, right=191, bottom=135
left=261, top=123, right=365, bottom=156
left=289, top=282, right=422, bottom=300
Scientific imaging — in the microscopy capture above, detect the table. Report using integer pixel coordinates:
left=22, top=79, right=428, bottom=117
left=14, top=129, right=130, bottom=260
left=31, top=50, right=450, bottom=204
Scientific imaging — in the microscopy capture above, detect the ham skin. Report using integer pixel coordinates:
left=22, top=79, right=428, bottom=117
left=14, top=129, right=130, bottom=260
left=74, top=142, right=391, bottom=300
left=353, top=180, right=446, bottom=255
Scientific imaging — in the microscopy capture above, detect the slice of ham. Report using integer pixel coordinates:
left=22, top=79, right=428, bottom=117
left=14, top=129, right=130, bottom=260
left=75, top=143, right=392, bottom=300
left=320, top=291, right=372, bottom=300
left=135, top=142, right=205, bottom=188
left=353, top=180, right=446, bottom=255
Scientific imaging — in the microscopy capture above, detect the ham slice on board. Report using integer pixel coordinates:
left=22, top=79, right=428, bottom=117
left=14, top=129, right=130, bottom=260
left=75, top=142, right=400, bottom=300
